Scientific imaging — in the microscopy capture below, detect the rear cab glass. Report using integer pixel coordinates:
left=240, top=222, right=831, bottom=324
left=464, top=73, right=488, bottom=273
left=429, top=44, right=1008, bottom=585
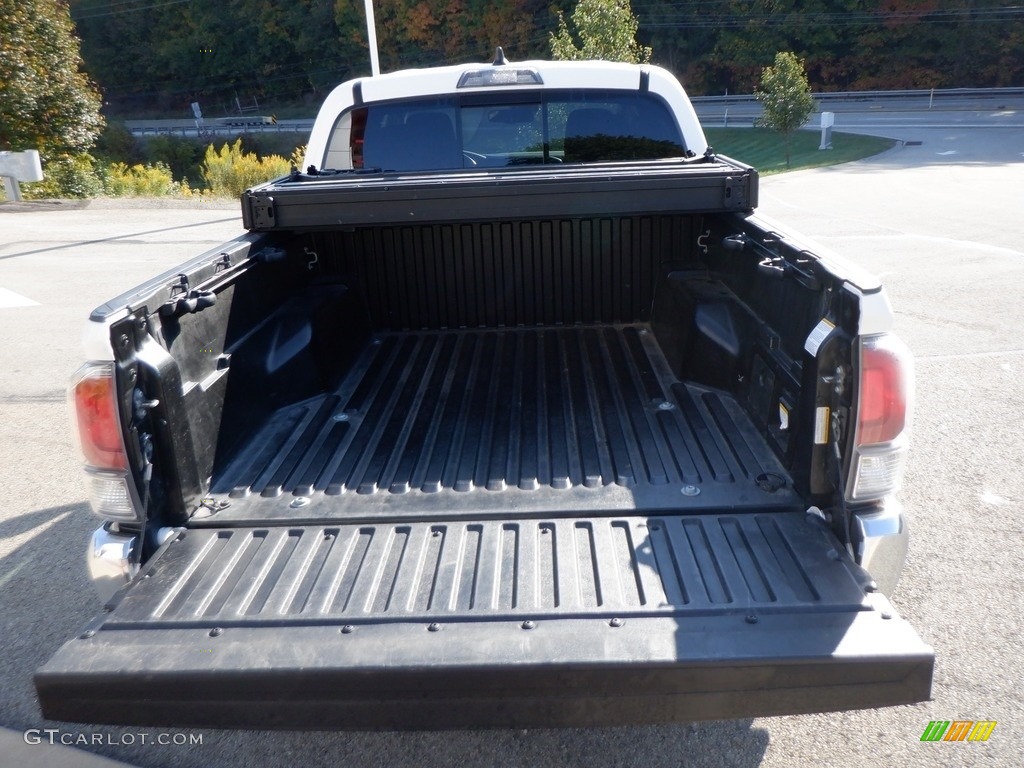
left=322, top=90, right=687, bottom=172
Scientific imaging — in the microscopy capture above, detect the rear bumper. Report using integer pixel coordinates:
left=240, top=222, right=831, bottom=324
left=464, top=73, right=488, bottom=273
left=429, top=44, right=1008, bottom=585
left=851, top=497, right=909, bottom=597
left=36, top=610, right=932, bottom=730
left=86, top=524, right=136, bottom=604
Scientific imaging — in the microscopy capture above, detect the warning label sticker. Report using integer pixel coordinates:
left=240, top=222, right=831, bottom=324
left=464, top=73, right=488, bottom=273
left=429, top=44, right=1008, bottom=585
left=804, top=318, right=836, bottom=357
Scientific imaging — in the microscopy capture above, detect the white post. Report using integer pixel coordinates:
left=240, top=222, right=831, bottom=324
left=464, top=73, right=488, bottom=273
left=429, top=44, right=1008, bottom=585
left=819, top=112, right=835, bottom=150
left=364, top=0, right=381, bottom=76
left=0, top=150, right=43, bottom=201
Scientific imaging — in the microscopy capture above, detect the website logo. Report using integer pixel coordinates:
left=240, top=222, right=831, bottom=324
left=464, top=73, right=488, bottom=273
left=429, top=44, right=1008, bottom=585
left=920, top=721, right=997, bottom=742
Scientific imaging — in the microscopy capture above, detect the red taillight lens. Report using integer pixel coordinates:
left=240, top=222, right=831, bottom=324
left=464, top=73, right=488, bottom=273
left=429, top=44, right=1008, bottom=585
left=856, top=335, right=912, bottom=446
left=72, top=365, right=127, bottom=470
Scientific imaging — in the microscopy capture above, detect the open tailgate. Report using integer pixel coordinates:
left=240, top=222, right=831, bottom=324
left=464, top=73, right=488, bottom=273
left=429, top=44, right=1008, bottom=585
left=36, top=512, right=933, bottom=729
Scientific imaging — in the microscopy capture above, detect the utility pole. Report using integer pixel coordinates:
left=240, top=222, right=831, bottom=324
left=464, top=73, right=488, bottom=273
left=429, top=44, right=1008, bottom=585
left=364, top=0, right=381, bottom=76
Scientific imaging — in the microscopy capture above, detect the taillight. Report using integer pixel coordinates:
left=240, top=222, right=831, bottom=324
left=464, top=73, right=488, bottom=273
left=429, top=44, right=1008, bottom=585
left=73, top=366, right=127, bottom=470
left=70, top=363, right=141, bottom=521
left=850, top=334, right=914, bottom=501
left=857, top=336, right=910, bottom=445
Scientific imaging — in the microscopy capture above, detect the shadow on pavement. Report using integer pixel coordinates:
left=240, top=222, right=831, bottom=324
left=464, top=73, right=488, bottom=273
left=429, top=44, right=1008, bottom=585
left=0, top=218, right=240, bottom=262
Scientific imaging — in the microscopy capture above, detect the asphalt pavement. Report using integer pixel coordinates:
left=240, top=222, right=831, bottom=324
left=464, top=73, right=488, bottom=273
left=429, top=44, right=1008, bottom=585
left=693, top=91, right=1024, bottom=132
left=751, top=127, right=1024, bottom=766
left=1, top=121, right=1022, bottom=766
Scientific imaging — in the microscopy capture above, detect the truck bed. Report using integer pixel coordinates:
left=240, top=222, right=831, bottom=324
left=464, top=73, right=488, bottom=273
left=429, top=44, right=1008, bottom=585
left=207, top=323, right=799, bottom=523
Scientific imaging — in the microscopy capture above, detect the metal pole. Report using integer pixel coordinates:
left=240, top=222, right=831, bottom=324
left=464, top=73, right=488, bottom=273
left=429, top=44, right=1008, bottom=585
left=364, top=0, right=381, bottom=76
left=2, top=176, right=22, bottom=202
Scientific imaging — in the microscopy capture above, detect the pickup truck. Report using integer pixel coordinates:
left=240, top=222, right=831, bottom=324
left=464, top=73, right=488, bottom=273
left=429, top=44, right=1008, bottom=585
left=36, top=55, right=933, bottom=729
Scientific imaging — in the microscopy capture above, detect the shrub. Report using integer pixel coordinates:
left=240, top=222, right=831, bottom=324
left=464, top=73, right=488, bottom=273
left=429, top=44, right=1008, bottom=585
left=102, top=161, right=185, bottom=197
left=145, top=135, right=205, bottom=182
left=201, top=139, right=291, bottom=197
left=94, top=122, right=144, bottom=165
left=233, top=133, right=305, bottom=162
left=22, top=154, right=104, bottom=199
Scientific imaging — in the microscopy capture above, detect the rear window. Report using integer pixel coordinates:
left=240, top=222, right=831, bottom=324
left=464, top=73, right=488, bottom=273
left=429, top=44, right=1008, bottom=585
left=322, top=90, right=686, bottom=172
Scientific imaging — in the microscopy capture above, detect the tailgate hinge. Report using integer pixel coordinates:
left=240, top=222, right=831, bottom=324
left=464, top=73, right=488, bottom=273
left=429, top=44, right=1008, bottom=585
left=826, top=408, right=852, bottom=547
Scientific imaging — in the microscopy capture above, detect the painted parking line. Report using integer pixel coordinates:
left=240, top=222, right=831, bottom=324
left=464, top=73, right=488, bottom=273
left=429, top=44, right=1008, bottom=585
left=0, top=287, right=39, bottom=308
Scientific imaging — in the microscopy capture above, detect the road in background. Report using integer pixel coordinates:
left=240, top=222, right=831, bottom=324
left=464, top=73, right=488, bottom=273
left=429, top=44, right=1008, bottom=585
left=0, top=120, right=1021, bottom=766
left=693, top=91, right=1024, bottom=133
left=120, top=91, right=1024, bottom=139
left=123, top=119, right=313, bottom=139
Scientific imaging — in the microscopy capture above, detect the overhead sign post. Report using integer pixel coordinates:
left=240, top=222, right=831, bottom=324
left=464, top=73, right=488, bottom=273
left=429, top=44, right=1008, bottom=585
left=191, top=102, right=207, bottom=136
left=0, top=150, right=44, bottom=202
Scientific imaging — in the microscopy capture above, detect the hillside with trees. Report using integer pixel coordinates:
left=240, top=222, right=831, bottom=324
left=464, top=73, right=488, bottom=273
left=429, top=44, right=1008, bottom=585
left=67, top=0, right=1024, bottom=116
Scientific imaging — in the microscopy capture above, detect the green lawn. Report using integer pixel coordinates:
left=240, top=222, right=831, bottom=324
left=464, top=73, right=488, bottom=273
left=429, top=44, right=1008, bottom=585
left=704, top=128, right=896, bottom=175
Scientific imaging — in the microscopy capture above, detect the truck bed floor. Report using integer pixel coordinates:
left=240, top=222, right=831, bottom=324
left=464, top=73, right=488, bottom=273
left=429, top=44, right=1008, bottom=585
left=208, top=324, right=798, bottom=522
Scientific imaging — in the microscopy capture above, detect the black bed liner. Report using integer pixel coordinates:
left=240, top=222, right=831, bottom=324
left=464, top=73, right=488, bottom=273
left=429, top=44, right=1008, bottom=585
left=207, top=324, right=799, bottom=522
left=36, top=510, right=933, bottom=728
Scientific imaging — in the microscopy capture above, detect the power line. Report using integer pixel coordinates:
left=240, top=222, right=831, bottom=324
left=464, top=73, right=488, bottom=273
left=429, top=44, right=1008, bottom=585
left=72, top=0, right=194, bottom=21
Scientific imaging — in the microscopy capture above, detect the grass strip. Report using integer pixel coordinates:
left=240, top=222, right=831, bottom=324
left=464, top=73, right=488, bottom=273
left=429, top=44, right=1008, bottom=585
left=705, top=128, right=896, bottom=174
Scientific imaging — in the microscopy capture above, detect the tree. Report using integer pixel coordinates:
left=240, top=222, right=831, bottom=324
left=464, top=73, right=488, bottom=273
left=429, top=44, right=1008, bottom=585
left=0, top=0, right=103, bottom=154
left=755, top=51, right=816, bottom=168
left=550, top=0, right=651, bottom=64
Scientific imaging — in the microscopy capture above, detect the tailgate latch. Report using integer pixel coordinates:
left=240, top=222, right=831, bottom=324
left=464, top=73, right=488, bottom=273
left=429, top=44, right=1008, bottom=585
left=723, top=176, right=748, bottom=210
left=250, top=195, right=276, bottom=230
